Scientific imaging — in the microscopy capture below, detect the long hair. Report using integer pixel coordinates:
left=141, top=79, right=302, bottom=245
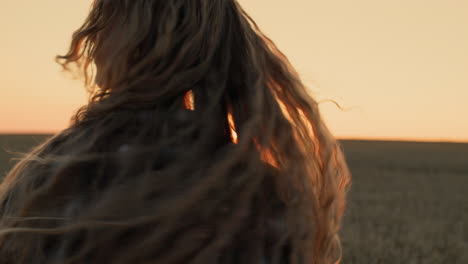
left=0, top=1, right=351, bottom=263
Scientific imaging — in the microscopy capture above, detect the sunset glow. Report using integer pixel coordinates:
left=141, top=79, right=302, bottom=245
left=1, top=0, right=467, bottom=143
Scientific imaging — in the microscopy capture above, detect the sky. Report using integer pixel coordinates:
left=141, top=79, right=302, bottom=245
left=0, top=0, right=467, bottom=142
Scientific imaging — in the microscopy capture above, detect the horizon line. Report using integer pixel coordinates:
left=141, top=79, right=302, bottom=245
left=337, top=136, right=468, bottom=144
left=0, top=132, right=467, bottom=144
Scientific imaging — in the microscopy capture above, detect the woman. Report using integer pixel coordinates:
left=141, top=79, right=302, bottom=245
left=0, top=0, right=351, bottom=263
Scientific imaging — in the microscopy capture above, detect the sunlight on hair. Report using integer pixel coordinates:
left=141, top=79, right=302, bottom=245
left=184, top=90, right=195, bottom=110
left=227, top=112, right=238, bottom=144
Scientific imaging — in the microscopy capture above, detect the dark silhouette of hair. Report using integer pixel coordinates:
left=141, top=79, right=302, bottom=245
left=0, top=1, right=351, bottom=263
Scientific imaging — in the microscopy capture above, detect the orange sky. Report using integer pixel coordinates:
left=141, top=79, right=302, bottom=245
left=1, top=0, right=467, bottom=142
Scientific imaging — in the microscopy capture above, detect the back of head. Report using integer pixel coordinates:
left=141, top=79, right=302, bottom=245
left=0, top=1, right=351, bottom=263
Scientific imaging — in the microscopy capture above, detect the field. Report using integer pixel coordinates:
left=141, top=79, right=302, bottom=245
left=1, top=135, right=467, bottom=263
left=339, top=140, right=467, bottom=263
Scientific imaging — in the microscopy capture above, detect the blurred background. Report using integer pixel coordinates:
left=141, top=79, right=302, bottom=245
left=0, top=0, right=467, bottom=263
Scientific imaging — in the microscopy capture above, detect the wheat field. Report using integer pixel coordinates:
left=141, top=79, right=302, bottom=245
left=0, top=135, right=467, bottom=263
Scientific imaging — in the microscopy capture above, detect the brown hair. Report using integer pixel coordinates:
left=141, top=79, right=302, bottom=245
left=0, top=1, right=351, bottom=263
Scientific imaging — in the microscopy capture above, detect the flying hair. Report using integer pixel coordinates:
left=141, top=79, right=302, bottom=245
left=0, top=1, right=351, bottom=263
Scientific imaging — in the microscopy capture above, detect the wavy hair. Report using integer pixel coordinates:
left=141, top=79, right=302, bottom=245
left=0, top=1, right=351, bottom=263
